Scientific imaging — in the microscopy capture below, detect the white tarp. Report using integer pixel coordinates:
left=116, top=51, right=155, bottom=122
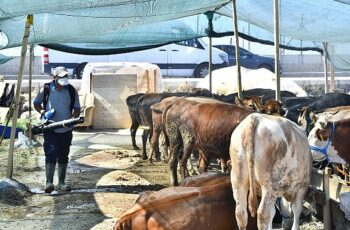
left=197, top=66, right=307, bottom=97
left=80, top=62, right=164, bottom=94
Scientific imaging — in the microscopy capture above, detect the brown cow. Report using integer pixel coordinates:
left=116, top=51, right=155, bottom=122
left=265, top=99, right=285, bottom=116
left=114, top=173, right=257, bottom=230
left=229, top=113, right=312, bottom=230
left=308, top=117, right=350, bottom=165
left=149, top=96, right=224, bottom=163
left=165, top=99, right=254, bottom=185
left=236, top=96, right=285, bottom=116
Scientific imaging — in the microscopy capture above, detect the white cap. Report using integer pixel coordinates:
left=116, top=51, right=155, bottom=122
left=53, top=66, right=69, bottom=86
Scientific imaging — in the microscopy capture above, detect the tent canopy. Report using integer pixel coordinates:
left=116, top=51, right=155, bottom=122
left=1, top=0, right=350, bottom=69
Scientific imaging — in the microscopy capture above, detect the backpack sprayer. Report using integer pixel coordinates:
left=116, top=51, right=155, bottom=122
left=31, top=117, right=84, bottom=135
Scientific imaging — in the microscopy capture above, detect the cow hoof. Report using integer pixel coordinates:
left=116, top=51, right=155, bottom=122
left=142, top=155, right=147, bottom=160
left=133, top=146, right=140, bottom=150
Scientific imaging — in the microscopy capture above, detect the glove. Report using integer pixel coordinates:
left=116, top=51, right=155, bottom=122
left=43, top=109, right=55, bottom=120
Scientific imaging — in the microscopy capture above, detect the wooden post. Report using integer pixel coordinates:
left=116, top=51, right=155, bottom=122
left=323, top=42, right=329, bottom=94
left=232, top=0, right=242, bottom=99
left=323, top=167, right=331, bottom=230
left=153, top=69, right=157, bottom=93
left=330, top=45, right=335, bottom=92
left=28, top=44, right=34, bottom=138
left=274, top=0, right=281, bottom=101
left=6, top=15, right=33, bottom=178
left=330, top=64, right=335, bottom=92
left=205, top=11, right=214, bottom=93
left=209, top=36, right=212, bottom=92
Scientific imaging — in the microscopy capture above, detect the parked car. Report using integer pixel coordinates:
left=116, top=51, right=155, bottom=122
left=42, top=38, right=228, bottom=79
left=213, top=44, right=281, bottom=73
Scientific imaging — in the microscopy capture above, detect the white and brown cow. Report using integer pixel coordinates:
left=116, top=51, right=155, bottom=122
left=308, top=117, right=350, bottom=166
left=229, top=113, right=312, bottom=230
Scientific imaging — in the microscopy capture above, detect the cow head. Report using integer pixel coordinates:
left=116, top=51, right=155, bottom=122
left=243, top=96, right=265, bottom=113
left=234, top=96, right=244, bottom=107
left=297, top=106, right=317, bottom=135
left=308, top=120, right=347, bottom=165
left=265, top=99, right=285, bottom=116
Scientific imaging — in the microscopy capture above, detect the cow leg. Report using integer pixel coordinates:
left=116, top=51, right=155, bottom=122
left=290, top=188, right=307, bottom=230
left=168, top=142, right=180, bottom=186
left=257, top=190, right=276, bottom=230
left=130, top=121, right=140, bottom=150
left=167, top=131, right=181, bottom=186
left=179, top=133, right=195, bottom=180
left=159, top=132, right=168, bottom=163
left=141, top=129, right=150, bottom=160
left=230, top=170, right=249, bottom=230
left=220, top=159, right=229, bottom=173
left=148, top=126, right=161, bottom=163
left=279, top=197, right=293, bottom=229
left=198, top=154, right=209, bottom=173
left=149, top=126, right=161, bottom=162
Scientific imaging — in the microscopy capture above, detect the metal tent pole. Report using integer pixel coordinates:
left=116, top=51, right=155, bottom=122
left=274, top=0, right=281, bottom=101
left=6, top=15, right=33, bottom=178
left=232, top=0, right=242, bottom=99
left=323, top=42, right=329, bottom=94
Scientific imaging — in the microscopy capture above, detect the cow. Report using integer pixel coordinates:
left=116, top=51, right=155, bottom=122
left=165, top=99, right=254, bottom=185
left=308, top=117, right=350, bottom=166
left=265, top=99, right=285, bottom=116
left=229, top=113, right=312, bottom=230
left=298, top=105, right=350, bottom=135
left=114, top=173, right=257, bottom=230
left=126, top=93, right=145, bottom=150
left=236, top=96, right=286, bottom=116
left=131, top=90, right=213, bottom=160
left=213, top=88, right=296, bottom=104
left=149, top=96, right=223, bottom=163
left=292, top=92, right=350, bottom=132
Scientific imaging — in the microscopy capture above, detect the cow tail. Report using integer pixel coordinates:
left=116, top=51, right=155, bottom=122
left=161, top=101, right=178, bottom=138
left=246, top=114, right=258, bottom=217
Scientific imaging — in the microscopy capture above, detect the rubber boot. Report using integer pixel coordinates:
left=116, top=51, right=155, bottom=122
left=57, top=164, right=71, bottom=191
left=45, top=163, right=56, bottom=193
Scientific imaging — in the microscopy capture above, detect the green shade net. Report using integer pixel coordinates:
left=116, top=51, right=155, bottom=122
left=0, top=53, right=13, bottom=64
left=1, top=0, right=350, bottom=69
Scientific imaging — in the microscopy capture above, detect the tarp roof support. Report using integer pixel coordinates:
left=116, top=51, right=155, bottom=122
left=232, top=0, right=242, bottom=99
left=323, top=42, right=329, bottom=94
left=205, top=11, right=214, bottom=92
left=274, top=0, right=281, bottom=101
left=6, top=15, right=32, bottom=178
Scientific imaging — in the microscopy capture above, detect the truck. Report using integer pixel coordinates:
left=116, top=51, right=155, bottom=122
left=41, top=38, right=228, bottom=79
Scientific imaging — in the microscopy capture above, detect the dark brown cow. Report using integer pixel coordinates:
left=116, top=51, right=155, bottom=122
left=149, top=96, right=183, bottom=162
left=126, top=93, right=145, bottom=150
left=309, top=117, right=350, bottom=166
left=165, top=99, right=254, bottom=185
left=114, top=173, right=257, bottom=230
